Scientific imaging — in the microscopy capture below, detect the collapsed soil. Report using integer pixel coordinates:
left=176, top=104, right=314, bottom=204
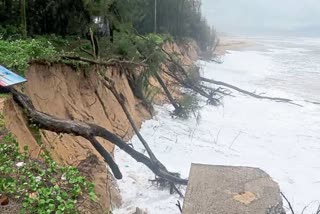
left=3, top=41, right=199, bottom=211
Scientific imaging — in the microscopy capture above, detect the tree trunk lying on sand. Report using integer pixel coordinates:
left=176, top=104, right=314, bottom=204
left=10, top=88, right=188, bottom=185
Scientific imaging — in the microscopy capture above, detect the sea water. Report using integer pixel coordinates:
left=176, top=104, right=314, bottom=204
left=114, top=37, right=320, bottom=213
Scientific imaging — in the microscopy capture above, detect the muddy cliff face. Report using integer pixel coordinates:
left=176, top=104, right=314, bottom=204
left=5, top=64, right=150, bottom=164
left=3, top=41, right=198, bottom=211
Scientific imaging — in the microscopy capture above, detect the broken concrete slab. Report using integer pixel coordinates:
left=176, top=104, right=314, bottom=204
left=182, top=164, right=285, bottom=214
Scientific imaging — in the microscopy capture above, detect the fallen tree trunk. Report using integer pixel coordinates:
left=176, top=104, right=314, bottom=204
left=200, top=77, right=296, bottom=103
left=101, top=75, right=184, bottom=196
left=100, top=74, right=162, bottom=166
left=154, top=48, right=297, bottom=106
left=153, top=72, right=182, bottom=114
left=10, top=88, right=188, bottom=185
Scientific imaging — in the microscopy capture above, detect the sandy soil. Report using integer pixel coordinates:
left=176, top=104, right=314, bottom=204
left=0, top=97, right=5, bottom=112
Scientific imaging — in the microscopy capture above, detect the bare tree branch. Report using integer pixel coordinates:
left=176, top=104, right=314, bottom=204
left=200, top=77, right=302, bottom=106
left=281, top=192, right=295, bottom=214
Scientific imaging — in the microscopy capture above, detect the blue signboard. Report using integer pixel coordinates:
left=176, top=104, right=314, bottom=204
left=0, top=65, right=26, bottom=87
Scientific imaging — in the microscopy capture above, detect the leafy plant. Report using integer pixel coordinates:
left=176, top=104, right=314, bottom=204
left=0, top=132, right=96, bottom=213
left=0, top=39, right=58, bottom=75
left=28, top=122, right=43, bottom=146
left=0, top=25, right=23, bottom=40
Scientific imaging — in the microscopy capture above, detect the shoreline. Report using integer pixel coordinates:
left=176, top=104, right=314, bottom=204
left=214, top=36, right=257, bottom=55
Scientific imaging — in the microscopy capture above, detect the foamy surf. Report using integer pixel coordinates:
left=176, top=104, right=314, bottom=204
left=114, top=37, right=320, bottom=214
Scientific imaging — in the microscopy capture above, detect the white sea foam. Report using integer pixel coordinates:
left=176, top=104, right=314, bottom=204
left=114, top=37, right=320, bottom=214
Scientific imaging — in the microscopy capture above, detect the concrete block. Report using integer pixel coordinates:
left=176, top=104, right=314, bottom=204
left=182, top=164, right=284, bottom=214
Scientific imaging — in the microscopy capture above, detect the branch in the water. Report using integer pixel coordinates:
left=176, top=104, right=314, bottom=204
left=199, top=84, right=234, bottom=97
left=281, top=192, right=295, bottom=214
left=161, top=67, right=222, bottom=105
left=304, top=100, right=320, bottom=105
left=10, top=88, right=188, bottom=185
left=200, top=77, right=302, bottom=106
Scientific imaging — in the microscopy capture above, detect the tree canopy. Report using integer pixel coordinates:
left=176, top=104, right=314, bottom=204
left=0, top=0, right=216, bottom=51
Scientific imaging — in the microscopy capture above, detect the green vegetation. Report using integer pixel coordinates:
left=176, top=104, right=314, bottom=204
left=0, top=93, right=9, bottom=99
left=0, top=2, right=221, bottom=214
left=0, top=0, right=216, bottom=52
left=0, top=39, right=58, bottom=75
left=116, top=0, right=216, bottom=51
left=28, top=122, right=43, bottom=146
left=178, top=94, right=202, bottom=119
left=0, top=0, right=217, bottom=89
left=0, top=131, right=96, bottom=213
left=0, top=1, right=217, bottom=210
left=0, top=0, right=215, bottom=126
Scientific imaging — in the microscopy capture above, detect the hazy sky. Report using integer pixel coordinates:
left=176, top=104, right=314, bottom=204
left=202, top=0, right=320, bottom=35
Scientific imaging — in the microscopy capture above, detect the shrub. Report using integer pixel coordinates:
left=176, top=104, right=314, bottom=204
left=0, top=132, right=96, bottom=213
left=178, top=93, right=202, bottom=119
left=0, top=39, right=58, bottom=75
left=0, top=25, right=23, bottom=40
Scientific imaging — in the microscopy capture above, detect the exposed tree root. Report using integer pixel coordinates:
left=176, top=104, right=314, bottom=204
left=10, top=88, right=188, bottom=185
left=61, top=56, right=146, bottom=67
